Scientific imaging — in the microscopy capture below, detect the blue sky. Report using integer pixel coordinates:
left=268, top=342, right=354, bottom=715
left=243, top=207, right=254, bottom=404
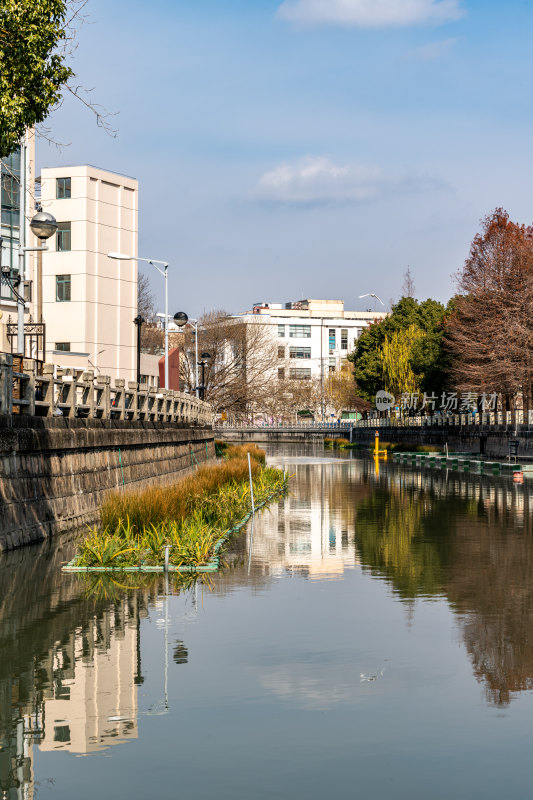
left=40, top=0, right=533, bottom=316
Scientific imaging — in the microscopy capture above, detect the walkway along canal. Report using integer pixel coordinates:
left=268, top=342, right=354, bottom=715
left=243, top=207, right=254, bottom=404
left=2, top=444, right=533, bottom=798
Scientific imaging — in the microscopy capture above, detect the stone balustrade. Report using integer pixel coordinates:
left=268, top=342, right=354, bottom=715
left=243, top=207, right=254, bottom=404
left=0, top=353, right=212, bottom=426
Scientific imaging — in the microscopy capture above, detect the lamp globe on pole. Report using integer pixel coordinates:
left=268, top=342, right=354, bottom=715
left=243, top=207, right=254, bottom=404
left=173, top=311, right=188, bottom=327
left=30, top=212, right=58, bottom=241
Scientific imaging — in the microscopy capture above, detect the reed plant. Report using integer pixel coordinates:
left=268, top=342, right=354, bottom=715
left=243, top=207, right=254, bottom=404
left=334, top=437, right=351, bottom=449
left=76, top=444, right=287, bottom=569
left=224, top=443, right=266, bottom=464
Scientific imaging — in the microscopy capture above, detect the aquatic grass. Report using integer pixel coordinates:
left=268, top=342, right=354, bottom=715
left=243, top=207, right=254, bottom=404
left=77, top=526, right=140, bottom=567
left=334, top=437, right=351, bottom=449
left=225, top=443, right=266, bottom=464
left=101, top=456, right=261, bottom=534
left=73, top=444, right=289, bottom=569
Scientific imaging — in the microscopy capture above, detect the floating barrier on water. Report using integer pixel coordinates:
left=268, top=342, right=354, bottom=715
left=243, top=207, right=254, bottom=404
left=392, top=451, right=526, bottom=476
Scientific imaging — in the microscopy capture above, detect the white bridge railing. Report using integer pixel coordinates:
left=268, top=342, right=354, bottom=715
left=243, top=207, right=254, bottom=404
left=216, top=411, right=533, bottom=430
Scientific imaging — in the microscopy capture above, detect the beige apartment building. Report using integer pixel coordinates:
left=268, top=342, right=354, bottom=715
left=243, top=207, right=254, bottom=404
left=37, top=165, right=139, bottom=380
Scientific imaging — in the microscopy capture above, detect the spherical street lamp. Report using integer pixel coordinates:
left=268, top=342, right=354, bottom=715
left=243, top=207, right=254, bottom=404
left=173, top=311, right=188, bottom=327
left=30, top=211, right=58, bottom=241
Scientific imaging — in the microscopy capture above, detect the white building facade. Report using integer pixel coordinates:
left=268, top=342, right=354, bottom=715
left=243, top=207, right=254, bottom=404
left=244, top=298, right=386, bottom=382
left=37, top=165, right=139, bottom=380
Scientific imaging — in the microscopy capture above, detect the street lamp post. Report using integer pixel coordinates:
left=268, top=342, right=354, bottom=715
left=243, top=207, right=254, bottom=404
left=108, top=252, right=171, bottom=387
left=175, top=313, right=200, bottom=397
left=197, top=351, right=211, bottom=400
left=11, top=212, right=58, bottom=355
left=133, top=314, right=144, bottom=387
left=31, top=212, right=58, bottom=323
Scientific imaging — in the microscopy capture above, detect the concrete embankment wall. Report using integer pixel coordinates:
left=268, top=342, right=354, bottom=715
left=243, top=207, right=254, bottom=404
left=351, top=425, right=533, bottom=458
left=0, top=416, right=215, bottom=551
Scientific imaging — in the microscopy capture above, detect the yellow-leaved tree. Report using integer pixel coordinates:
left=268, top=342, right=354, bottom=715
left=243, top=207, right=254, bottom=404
left=379, top=324, right=424, bottom=400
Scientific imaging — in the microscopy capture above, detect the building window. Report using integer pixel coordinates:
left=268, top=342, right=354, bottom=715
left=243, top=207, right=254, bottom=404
left=329, top=357, right=336, bottom=372
left=289, top=367, right=311, bottom=379
left=341, top=329, right=348, bottom=350
left=56, top=274, right=71, bottom=302
left=278, top=346, right=285, bottom=359
left=55, top=342, right=71, bottom=351
left=56, top=222, right=71, bottom=252
left=1, top=148, right=20, bottom=227
left=278, top=367, right=285, bottom=380
left=329, top=328, right=336, bottom=349
left=289, top=346, right=311, bottom=359
left=278, top=324, right=285, bottom=337
left=56, top=177, right=71, bottom=199
left=289, top=325, right=311, bottom=338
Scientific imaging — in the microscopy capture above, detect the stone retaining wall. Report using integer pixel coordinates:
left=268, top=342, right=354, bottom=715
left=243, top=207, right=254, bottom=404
left=0, top=416, right=215, bottom=551
left=350, top=424, right=533, bottom=459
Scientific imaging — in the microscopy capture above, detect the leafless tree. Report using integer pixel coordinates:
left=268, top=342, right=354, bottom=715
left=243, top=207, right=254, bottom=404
left=137, top=272, right=156, bottom=321
left=179, top=311, right=278, bottom=417
left=325, top=362, right=370, bottom=417
left=402, top=266, right=415, bottom=298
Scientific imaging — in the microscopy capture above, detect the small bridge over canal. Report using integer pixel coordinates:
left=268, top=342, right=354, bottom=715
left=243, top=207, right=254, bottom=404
left=215, top=416, right=533, bottom=462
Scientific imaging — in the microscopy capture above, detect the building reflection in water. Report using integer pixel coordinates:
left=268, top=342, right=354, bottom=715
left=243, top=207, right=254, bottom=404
left=246, top=459, right=366, bottom=580
left=38, top=599, right=139, bottom=754
left=0, top=541, right=158, bottom=799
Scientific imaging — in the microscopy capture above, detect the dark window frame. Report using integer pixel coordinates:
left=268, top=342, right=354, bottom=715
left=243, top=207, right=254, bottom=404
left=56, top=177, right=71, bottom=199
left=56, top=274, right=71, bottom=302
left=289, top=367, right=311, bottom=380
left=289, top=324, right=311, bottom=338
left=341, top=329, right=348, bottom=349
left=289, top=346, right=311, bottom=359
left=56, top=222, right=71, bottom=252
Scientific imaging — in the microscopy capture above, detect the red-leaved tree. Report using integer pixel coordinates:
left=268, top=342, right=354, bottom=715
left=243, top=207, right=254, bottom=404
left=448, top=209, right=533, bottom=410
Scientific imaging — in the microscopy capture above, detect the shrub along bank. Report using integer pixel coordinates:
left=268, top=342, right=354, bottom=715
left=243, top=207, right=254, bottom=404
left=72, top=444, right=287, bottom=569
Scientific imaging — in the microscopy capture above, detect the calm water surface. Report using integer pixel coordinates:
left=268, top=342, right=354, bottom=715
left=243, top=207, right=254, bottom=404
left=2, top=445, right=533, bottom=798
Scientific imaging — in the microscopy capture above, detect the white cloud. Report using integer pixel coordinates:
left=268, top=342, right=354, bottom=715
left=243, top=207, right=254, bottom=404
left=277, top=0, right=465, bottom=27
left=255, top=156, right=443, bottom=206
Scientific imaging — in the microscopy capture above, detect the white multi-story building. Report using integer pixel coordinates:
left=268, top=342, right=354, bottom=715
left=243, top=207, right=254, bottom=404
left=242, top=298, right=386, bottom=381
left=37, top=164, right=139, bottom=380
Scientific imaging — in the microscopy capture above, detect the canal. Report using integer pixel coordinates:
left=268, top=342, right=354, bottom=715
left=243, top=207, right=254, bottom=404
left=2, top=444, right=533, bottom=798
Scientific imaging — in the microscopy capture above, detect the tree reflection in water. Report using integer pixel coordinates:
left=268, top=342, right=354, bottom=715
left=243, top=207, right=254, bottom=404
left=356, top=465, right=533, bottom=706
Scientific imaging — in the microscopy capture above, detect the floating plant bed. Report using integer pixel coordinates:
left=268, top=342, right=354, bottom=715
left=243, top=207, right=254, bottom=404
left=62, top=492, right=283, bottom=573
left=61, top=444, right=288, bottom=574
